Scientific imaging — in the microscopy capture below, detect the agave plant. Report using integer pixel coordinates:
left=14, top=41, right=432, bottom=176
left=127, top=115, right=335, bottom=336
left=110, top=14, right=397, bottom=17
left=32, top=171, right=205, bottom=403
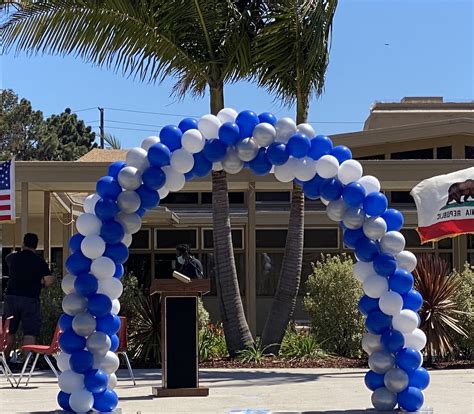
left=413, top=254, right=468, bottom=362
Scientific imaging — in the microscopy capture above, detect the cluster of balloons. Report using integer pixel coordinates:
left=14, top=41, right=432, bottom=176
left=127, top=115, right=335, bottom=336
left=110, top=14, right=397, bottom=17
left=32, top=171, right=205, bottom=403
left=57, top=107, right=428, bottom=412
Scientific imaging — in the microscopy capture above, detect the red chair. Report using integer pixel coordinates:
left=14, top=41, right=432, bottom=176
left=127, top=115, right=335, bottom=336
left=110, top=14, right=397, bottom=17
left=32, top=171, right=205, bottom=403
left=118, top=316, right=136, bottom=385
left=17, top=325, right=61, bottom=387
left=0, top=316, right=17, bottom=387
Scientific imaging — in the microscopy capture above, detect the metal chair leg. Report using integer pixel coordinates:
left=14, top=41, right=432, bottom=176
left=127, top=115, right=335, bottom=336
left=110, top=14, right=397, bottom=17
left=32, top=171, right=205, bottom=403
left=121, top=352, right=136, bottom=386
left=16, top=351, right=32, bottom=387
left=0, top=353, right=17, bottom=387
left=25, top=353, right=40, bottom=386
left=43, top=354, right=59, bottom=378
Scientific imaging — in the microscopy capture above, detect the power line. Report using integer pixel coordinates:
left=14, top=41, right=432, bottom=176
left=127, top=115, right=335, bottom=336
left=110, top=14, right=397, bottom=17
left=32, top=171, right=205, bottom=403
left=105, top=107, right=197, bottom=118
left=107, top=119, right=164, bottom=128
left=93, top=125, right=158, bottom=133
left=72, top=107, right=97, bottom=113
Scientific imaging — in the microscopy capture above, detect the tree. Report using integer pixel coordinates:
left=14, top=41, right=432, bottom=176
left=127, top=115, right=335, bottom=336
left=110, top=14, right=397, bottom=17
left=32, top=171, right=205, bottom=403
left=1, top=0, right=263, bottom=354
left=104, top=132, right=122, bottom=149
left=254, top=0, right=338, bottom=353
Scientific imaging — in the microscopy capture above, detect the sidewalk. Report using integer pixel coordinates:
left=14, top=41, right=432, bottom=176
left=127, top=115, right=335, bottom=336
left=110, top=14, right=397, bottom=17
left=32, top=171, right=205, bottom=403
left=0, top=368, right=472, bottom=414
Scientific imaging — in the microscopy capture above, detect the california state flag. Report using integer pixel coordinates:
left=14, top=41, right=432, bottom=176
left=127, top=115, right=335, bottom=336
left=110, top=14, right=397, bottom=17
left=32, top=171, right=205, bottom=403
left=411, top=167, right=474, bottom=243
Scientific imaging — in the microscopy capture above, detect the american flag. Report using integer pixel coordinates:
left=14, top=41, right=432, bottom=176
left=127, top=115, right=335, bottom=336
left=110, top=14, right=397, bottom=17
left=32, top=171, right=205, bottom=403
left=0, top=160, right=15, bottom=223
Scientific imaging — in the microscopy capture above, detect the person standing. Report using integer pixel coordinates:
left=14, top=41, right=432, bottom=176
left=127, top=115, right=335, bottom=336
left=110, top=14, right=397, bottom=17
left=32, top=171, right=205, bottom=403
left=3, top=233, right=55, bottom=360
left=175, top=244, right=204, bottom=279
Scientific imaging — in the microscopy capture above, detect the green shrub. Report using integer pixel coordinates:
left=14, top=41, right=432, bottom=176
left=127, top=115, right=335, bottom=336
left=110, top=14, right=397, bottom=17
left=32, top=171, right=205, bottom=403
left=199, top=323, right=227, bottom=362
left=237, top=339, right=271, bottom=363
left=280, top=325, right=326, bottom=360
left=304, top=254, right=364, bottom=357
left=39, top=270, right=63, bottom=345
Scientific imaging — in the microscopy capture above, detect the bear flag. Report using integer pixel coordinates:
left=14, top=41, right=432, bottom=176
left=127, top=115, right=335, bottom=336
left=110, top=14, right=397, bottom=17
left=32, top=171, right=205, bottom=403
left=411, top=167, right=474, bottom=243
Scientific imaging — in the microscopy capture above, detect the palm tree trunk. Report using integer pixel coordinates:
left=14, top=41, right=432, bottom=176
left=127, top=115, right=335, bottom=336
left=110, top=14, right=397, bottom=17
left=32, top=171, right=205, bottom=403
left=210, top=82, right=254, bottom=356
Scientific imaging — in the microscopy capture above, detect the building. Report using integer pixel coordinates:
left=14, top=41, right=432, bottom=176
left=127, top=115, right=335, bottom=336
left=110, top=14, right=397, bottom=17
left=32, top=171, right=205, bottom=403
left=1, top=97, right=473, bottom=335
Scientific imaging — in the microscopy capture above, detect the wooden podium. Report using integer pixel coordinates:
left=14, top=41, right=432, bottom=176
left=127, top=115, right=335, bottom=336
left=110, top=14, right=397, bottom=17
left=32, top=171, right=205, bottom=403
left=150, top=278, right=211, bottom=398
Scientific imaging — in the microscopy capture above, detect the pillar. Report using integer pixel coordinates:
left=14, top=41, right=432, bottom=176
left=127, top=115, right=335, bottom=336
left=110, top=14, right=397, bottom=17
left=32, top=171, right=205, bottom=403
left=43, top=191, right=51, bottom=263
left=21, top=182, right=29, bottom=237
left=62, top=212, right=73, bottom=273
left=246, top=182, right=257, bottom=337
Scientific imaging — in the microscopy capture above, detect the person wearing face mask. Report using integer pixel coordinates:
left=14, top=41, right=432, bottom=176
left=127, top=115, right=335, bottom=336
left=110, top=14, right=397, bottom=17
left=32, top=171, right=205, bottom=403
left=175, top=244, right=204, bottom=279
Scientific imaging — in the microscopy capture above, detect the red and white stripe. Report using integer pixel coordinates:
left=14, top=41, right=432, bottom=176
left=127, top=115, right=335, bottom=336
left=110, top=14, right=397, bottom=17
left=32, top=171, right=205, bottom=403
left=0, top=191, right=13, bottom=222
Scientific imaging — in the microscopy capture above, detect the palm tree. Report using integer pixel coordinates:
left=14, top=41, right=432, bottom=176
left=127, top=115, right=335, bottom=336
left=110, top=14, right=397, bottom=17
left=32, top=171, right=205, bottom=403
left=1, top=0, right=260, bottom=355
left=104, top=132, right=122, bottom=150
left=254, top=0, right=338, bottom=353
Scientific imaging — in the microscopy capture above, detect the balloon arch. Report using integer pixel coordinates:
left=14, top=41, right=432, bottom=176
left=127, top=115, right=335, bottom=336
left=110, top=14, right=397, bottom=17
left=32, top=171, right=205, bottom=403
left=58, top=108, right=429, bottom=413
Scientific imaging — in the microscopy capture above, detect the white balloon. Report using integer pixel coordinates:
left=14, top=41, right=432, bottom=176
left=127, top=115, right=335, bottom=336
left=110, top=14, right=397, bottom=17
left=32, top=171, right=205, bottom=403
left=198, top=114, right=221, bottom=139
left=170, top=148, right=194, bottom=173
left=69, top=389, right=94, bottom=413
left=326, top=198, right=347, bottom=222
left=358, top=175, right=381, bottom=194
left=163, top=166, right=186, bottom=192
left=253, top=122, right=276, bottom=147
left=403, top=328, right=427, bottom=351
left=342, top=207, right=365, bottom=230
left=55, top=352, right=71, bottom=372
left=80, top=234, right=106, bottom=259
left=126, top=147, right=150, bottom=172
left=62, top=293, right=87, bottom=316
left=320, top=197, right=330, bottom=206
left=108, top=373, right=118, bottom=389
left=91, top=256, right=116, bottom=280
left=87, top=332, right=111, bottom=356
left=396, top=250, right=418, bottom=272
left=363, top=275, right=389, bottom=298
left=316, top=155, right=339, bottom=179
left=353, top=261, right=375, bottom=283
left=222, top=148, right=244, bottom=174
left=217, top=107, right=238, bottom=124
left=363, top=216, right=387, bottom=240
left=296, top=123, right=316, bottom=138
left=294, top=157, right=317, bottom=182
left=212, top=161, right=224, bottom=171
left=392, top=309, right=419, bottom=333
left=76, top=213, right=102, bottom=237
left=94, top=351, right=120, bottom=374
left=58, top=370, right=84, bottom=393
left=141, top=135, right=160, bottom=151
left=83, top=194, right=101, bottom=214
left=362, top=333, right=383, bottom=355
left=61, top=274, right=76, bottom=295
left=379, top=291, right=403, bottom=316
left=117, top=190, right=141, bottom=214
left=275, top=117, right=297, bottom=144
left=274, top=159, right=296, bottom=183
left=117, top=212, right=142, bottom=234
left=236, top=137, right=259, bottom=161
left=122, top=233, right=133, bottom=247
left=182, top=129, right=204, bottom=154
left=338, top=159, right=363, bottom=185
left=118, top=166, right=142, bottom=191
left=72, top=312, right=97, bottom=337
left=112, top=299, right=121, bottom=314
left=380, top=231, right=406, bottom=255
left=158, top=186, right=169, bottom=200
left=97, top=278, right=123, bottom=300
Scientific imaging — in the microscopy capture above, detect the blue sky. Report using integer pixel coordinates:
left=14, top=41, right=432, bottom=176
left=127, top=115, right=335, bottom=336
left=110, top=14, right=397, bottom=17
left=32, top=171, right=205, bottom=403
left=1, top=0, right=473, bottom=149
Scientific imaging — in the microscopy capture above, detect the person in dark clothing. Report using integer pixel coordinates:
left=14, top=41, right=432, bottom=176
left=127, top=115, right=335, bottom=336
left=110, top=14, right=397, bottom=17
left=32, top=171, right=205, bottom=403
left=4, top=233, right=55, bottom=359
left=175, top=244, right=203, bottom=279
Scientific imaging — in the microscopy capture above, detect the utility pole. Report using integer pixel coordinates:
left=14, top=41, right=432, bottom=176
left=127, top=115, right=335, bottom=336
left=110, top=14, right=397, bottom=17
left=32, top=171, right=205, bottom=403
left=98, top=107, right=105, bottom=149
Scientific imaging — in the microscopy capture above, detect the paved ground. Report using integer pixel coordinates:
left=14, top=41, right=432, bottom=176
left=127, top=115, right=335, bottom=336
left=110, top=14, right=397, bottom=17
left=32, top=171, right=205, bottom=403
left=0, top=368, right=472, bottom=414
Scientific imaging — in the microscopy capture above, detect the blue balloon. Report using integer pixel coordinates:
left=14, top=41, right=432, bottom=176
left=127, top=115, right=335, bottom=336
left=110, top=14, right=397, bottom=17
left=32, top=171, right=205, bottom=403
left=398, top=386, right=424, bottom=412
left=59, top=329, right=86, bottom=353
left=302, top=174, right=324, bottom=199
left=402, top=289, right=423, bottom=311
left=236, top=110, right=259, bottom=138
left=148, top=142, right=171, bottom=167
left=286, top=133, right=311, bottom=158
left=249, top=148, right=272, bottom=175
left=136, top=207, right=146, bottom=217
left=74, top=273, right=98, bottom=298
left=110, top=334, right=120, bottom=352
left=65, top=252, right=91, bottom=275
left=373, top=253, right=397, bottom=277
left=355, top=237, right=380, bottom=262
left=178, top=118, right=198, bottom=133
left=330, top=145, right=352, bottom=163
left=70, top=350, right=94, bottom=374
left=88, top=294, right=112, bottom=317
left=343, top=182, right=366, bottom=207
left=104, top=242, right=129, bottom=264
left=96, top=176, right=122, bottom=200
left=389, top=269, right=414, bottom=295
left=142, top=166, right=166, bottom=190
left=184, top=170, right=195, bottom=181
left=381, top=329, right=405, bottom=353
left=320, top=178, right=344, bottom=201
left=408, top=367, right=430, bottom=390
left=93, top=389, right=119, bottom=412
left=343, top=228, right=365, bottom=248
left=136, top=185, right=159, bottom=210
left=396, top=348, right=422, bottom=372
left=308, top=135, right=333, bottom=160
left=258, top=112, right=277, bottom=126
left=114, top=263, right=124, bottom=279
left=266, top=143, right=289, bottom=165
left=218, top=122, right=241, bottom=146
left=108, top=161, right=126, bottom=179
left=365, top=310, right=392, bottom=335
left=293, top=178, right=305, bottom=187
left=364, top=370, right=385, bottom=391
left=57, top=391, right=72, bottom=412
left=96, top=313, right=121, bottom=336
left=101, top=220, right=125, bottom=245
left=68, top=233, right=85, bottom=253
left=159, top=125, right=182, bottom=151
left=358, top=295, right=380, bottom=316
left=363, top=192, right=388, bottom=216
left=191, top=152, right=212, bottom=177
left=59, top=314, right=74, bottom=331
left=94, top=198, right=119, bottom=221
left=381, top=208, right=404, bottom=231
left=203, top=138, right=227, bottom=162
left=85, top=369, right=109, bottom=394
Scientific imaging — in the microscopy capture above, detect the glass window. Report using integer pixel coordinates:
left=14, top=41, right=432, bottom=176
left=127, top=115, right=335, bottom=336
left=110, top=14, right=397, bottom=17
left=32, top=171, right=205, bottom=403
left=390, top=191, right=415, bottom=205
left=256, top=229, right=287, bottom=248
left=468, top=235, right=474, bottom=249
left=201, top=192, right=245, bottom=204
left=130, top=229, right=151, bottom=250
left=436, top=146, right=452, bottom=159
left=154, top=253, right=176, bottom=280
left=469, top=253, right=474, bottom=264
left=438, top=252, right=453, bottom=271
left=256, top=252, right=283, bottom=296
left=203, top=229, right=243, bottom=249
left=437, top=237, right=453, bottom=249
left=155, top=229, right=197, bottom=249
left=356, top=154, right=386, bottom=160
left=125, top=253, right=152, bottom=289
left=256, top=192, right=291, bottom=202
left=400, top=229, right=429, bottom=249
left=391, top=148, right=433, bottom=160
left=162, top=192, right=199, bottom=204
left=51, top=247, right=63, bottom=274
left=304, top=229, right=338, bottom=249
left=465, top=146, right=474, bottom=159
left=202, top=252, right=245, bottom=295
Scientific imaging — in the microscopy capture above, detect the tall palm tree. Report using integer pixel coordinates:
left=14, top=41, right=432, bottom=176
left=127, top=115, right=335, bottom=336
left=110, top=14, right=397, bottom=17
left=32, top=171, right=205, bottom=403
left=1, top=0, right=261, bottom=355
left=254, top=0, right=338, bottom=353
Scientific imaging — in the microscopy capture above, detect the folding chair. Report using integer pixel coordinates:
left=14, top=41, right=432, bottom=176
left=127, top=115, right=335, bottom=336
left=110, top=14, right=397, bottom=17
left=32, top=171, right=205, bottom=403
left=0, top=316, right=17, bottom=387
left=117, top=316, right=136, bottom=386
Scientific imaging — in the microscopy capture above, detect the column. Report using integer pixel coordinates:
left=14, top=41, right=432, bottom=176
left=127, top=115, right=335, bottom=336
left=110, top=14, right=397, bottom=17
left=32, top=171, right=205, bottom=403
left=43, top=191, right=51, bottom=264
left=62, top=213, right=72, bottom=274
left=21, top=182, right=29, bottom=237
left=246, top=182, right=257, bottom=336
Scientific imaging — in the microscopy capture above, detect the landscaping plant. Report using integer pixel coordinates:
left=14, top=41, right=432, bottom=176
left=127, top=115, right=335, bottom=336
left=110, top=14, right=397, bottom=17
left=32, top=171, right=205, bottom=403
left=279, top=324, right=326, bottom=360
left=199, top=323, right=228, bottom=362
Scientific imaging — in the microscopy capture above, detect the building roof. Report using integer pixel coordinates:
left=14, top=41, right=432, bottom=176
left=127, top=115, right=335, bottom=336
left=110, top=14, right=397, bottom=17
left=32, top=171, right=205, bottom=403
left=78, top=148, right=127, bottom=162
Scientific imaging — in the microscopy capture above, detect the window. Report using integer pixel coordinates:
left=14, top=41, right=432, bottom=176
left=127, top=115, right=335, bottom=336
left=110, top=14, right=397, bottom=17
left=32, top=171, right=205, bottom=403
left=391, top=148, right=433, bottom=160
left=437, top=237, right=452, bottom=249
left=256, top=192, right=291, bottom=202
left=202, top=252, right=245, bottom=295
left=356, top=154, right=386, bottom=160
left=468, top=235, right=474, bottom=249
left=400, top=229, right=429, bottom=249
left=202, top=229, right=244, bottom=249
left=436, top=146, right=452, bottom=159
left=154, top=253, right=176, bottom=280
left=125, top=253, right=152, bottom=289
left=468, top=235, right=474, bottom=265
left=155, top=229, right=197, bottom=249
left=465, top=146, right=474, bottom=159
left=130, top=229, right=151, bottom=250
left=256, top=252, right=283, bottom=296
left=201, top=192, right=245, bottom=204
left=390, top=191, right=415, bottom=206
left=256, top=229, right=287, bottom=248
left=161, top=192, right=199, bottom=204
left=304, top=229, right=338, bottom=249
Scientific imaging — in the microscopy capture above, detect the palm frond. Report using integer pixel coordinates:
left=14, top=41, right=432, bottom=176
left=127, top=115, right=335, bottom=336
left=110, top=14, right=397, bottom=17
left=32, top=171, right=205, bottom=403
left=103, top=132, right=121, bottom=149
